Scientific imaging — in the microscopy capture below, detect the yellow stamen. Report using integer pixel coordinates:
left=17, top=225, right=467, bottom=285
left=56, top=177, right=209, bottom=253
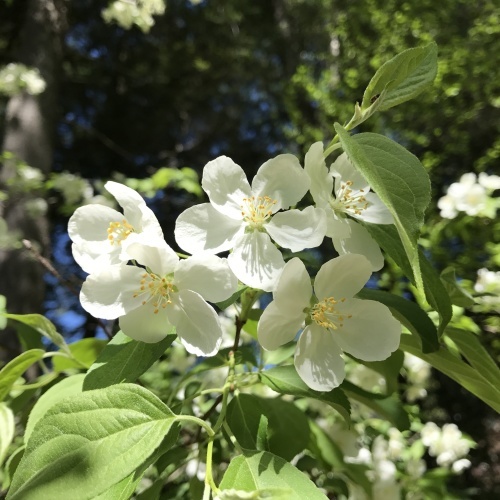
left=240, top=195, right=278, bottom=229
left=311, top=296, right=352, bottom=330
left=107, top=219, right=134, bottom=245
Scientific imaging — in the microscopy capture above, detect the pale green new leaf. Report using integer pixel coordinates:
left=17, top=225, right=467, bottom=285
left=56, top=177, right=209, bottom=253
left=0, top=403, right=15, bottom=467
left=53, top=338, right=108, bottom=371
left=0, top=349, right=45, bottom=402
left=400, top=334, right=500, bottom=413
left=7, top=384, right=178, bottom=500
left=219, top=450, right=327, bottom=499
left=3, top=314, right=68, bottom=352
left=446, top=328, right=500, bottom=391
left=361, top=42, right=438, bottom=111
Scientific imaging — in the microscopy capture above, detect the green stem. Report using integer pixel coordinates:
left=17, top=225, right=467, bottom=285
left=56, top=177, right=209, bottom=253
left=174, top=415, right=215, bottom=438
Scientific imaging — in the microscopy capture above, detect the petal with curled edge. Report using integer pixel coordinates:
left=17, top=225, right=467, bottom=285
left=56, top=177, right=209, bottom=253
left=304, top=141, right=333, bottom=208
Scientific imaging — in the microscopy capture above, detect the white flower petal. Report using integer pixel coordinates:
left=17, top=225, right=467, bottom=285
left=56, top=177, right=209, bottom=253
left=333, top=298, right=401, bottom=361
left=175, top=255, right=237, bottom=303
left=304, top=141, right=333, bottom=207
left=80, top=265, right=144, bottom=319
left=228, top=231, right=285, bottom=292
left=295, top=323, right=345, bottom=391
left=251, top=154, right=310, bottom=210
left=119, top=304, right=173, bottom=343
left=314, top=254, right=372, bottom=300
left=331, top=219, right=385, bottom=271
left=105, top=182, right=163, bottom=237
left=357, top=193, right=394, bottom=224
left=168, top=289, right=222, bottom=356
left=325, top=212, right=351, bottom=239
left=266, top=206, right=326, bottom=252
left=257, top=300, right=304, bottom=350
left=68, top=204, right=124, bottom=251
left=175, top=203, right=244, bottom=254
left=331, top=153, right=370, bottom=194
left=72, top=242, right=119, bottom=274
left=272, top=257, right=312, bottom=310
left=202, top=156, right=252, bottom=219
left=123, top=235, right=178, bottom=276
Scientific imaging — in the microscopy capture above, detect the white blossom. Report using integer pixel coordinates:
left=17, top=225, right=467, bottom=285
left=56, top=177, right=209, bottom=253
left=175, top=154, right=326, bottom=291
left=403, top=353, right=431, bottom=402
left=80, top=236, right=237, bottom=355
left=102, top=0, right=165, bottom=33
left=0, top=63, right=46, bottom=96
left=438, top=173, right=489, bottom=218
left=69, top=181, right=163, bottom=274
left=304, top=142, right=392, bottom=271
left=257, top=254, right=401, bottom=391
left=421, top=422, right=472, bottom=468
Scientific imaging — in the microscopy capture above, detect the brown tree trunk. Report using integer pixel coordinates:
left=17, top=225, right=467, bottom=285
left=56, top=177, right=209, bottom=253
left=0, top=0, right=67, bottom=361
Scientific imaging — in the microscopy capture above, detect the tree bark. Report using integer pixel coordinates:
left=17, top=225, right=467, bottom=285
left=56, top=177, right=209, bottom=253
left=0, top=0, right=67, bottom=361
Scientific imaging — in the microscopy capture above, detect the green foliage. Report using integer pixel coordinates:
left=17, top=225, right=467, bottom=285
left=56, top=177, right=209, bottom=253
left=219, top=450, right=327, bottom=499
left=83, top=331, right=176, bottom=391
left=7, top=384, right=178, bottom=500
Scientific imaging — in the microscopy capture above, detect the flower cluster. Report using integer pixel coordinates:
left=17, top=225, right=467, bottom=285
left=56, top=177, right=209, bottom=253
left=70, top=146, right=402, bottom=390
left=0, top=63, right=46, bottom=96
left=102, top=0, right=165, bottom=33
left=437, top=172, right=500, bottom=219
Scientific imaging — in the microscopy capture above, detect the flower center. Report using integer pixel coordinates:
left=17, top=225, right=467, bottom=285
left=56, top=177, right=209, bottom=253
left=240, top=195, right=278, bottom=229
left=311, top=297, right=351, bottom=330
left=132, top=272, right=175, bottom=314
left=330, top=180, right=368, bottom=216
left=107, top=219, right=134, bottom=245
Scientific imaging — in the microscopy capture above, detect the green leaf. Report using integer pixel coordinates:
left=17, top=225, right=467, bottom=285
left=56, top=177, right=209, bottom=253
left=446, top=328, right=500, bottom=394
left=226, top=394, right=309, bottom=461
left=260, top=365, right=351, bottom=424
left=3, top=314, right=68, bottom=352
left=364, top=223, right=452, bottom=336
left=399, top=334, right=500, bottom=413
left=7, top=384, right=178, bottom=500
left=83, top=330, right=176, bottom=390
left=334, top=126, right=430, bottom=294
left=25, top=374, right=85, bottom=442
left=440, top=267, right=475, bottom=307
left=52, top=338, right=108, bottom=371
left=357, top=289, right=438, bottom=353
left=219, top=450, right=327, bottom=499
left=0, top=402, right=14, bottom=466
left=341, top=381, right=410, bottom=431
left=0, top=349, right=45, bottom=402
left=361, top=42, right=438, bottom=111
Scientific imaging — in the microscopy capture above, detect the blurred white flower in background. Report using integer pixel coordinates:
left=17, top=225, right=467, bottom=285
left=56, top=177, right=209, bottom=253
left=438, top=172, right=499, bottom=219
left=403, top=353, right=431, bottom=402
left=102, top=0, right=166, bottom=33
left=421, top=422, right=473, bottom=468
left=0, top=63, right=46, bottom=96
